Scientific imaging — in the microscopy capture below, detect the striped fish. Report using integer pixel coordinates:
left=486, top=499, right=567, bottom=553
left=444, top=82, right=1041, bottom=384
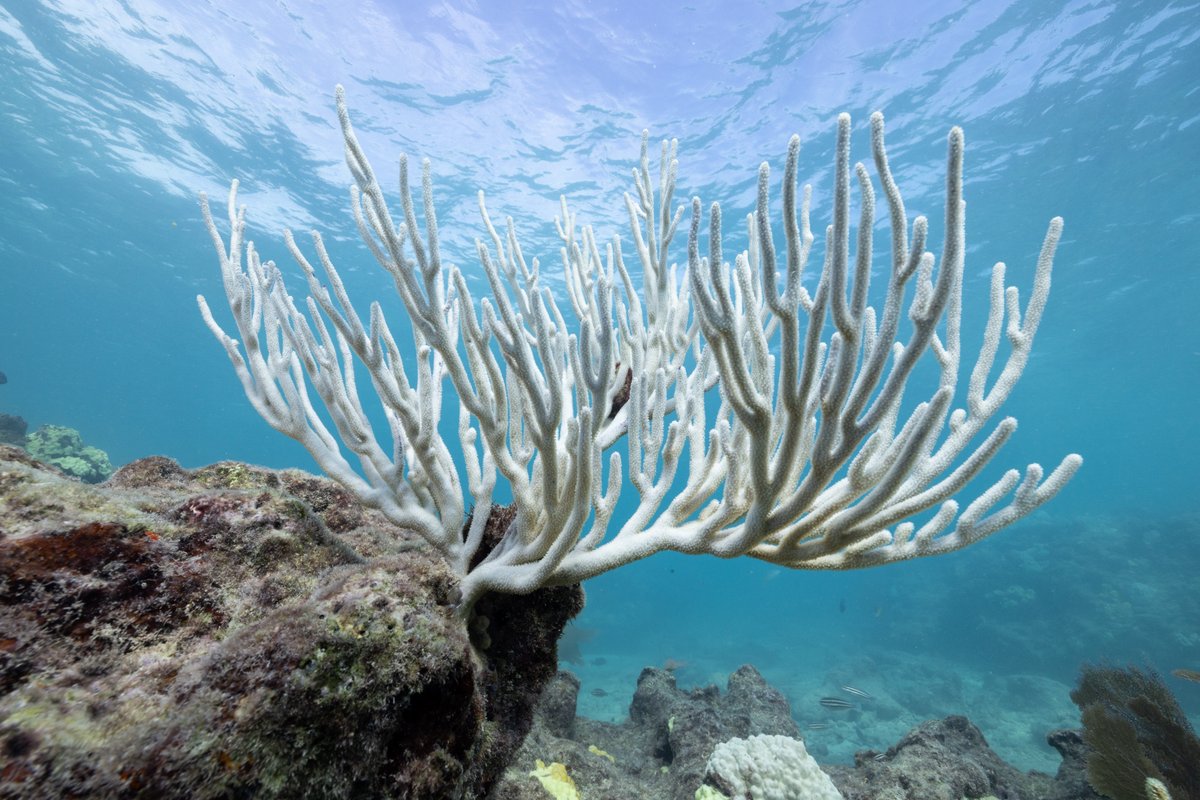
left=818, top=696, right=855, bottom=710
left=840, top=685, right=873, bottom=699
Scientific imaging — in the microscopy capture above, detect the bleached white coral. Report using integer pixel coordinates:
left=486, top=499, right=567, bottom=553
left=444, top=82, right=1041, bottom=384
left=200, top=87, right=1082, bottom=613
left=701, top=734, right=843, bottom=800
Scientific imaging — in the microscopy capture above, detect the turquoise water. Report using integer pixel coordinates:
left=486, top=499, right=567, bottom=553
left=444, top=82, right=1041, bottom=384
left=2, top=0, right=1198, bottom=773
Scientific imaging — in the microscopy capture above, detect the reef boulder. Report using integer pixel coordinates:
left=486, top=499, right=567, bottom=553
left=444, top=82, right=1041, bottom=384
left=22, top=424, right=113, bottom=483
left=0, top=446, right=581, bottom=799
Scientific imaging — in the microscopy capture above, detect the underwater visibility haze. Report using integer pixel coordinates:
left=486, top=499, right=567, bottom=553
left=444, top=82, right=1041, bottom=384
left=1, top=0, right=1199, bottom=793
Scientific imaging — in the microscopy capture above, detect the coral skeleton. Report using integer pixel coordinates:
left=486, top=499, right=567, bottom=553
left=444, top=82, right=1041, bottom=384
left=199, top=86, right=1082, bottom=611
left=703, top=734, right=844, bottom=799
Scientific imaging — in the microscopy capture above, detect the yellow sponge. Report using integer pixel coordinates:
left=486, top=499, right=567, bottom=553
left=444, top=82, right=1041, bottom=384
left=529, top=760, right=580, bottom=800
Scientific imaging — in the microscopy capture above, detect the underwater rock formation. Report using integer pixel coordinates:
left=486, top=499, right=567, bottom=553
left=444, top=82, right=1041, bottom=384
left=22, top=424, right=113, bottom=483
left=0, top=446, right=581, bottom=799
left=493, top=664, right=802, bottom=800
left=493, top=664, right=1107, bottom=800
left=825, top=716, right=1099, bottom=800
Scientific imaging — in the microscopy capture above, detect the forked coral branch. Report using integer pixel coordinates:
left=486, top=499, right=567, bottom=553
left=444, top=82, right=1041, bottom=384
left=198, top=86, right=1081, bottom=612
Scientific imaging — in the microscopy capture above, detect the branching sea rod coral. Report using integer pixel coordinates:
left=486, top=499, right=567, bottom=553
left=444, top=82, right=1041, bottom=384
left=198, top=86, right=1082, bottom=612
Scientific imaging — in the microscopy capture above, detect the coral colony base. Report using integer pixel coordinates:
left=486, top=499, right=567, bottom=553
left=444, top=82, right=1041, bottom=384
left=199, top=86, right=1081, bottom=614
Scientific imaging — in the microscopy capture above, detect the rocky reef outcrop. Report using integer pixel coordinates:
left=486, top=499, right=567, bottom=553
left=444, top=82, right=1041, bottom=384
left=20, top=424, right=113, bottom=484
left=493, top=664, right=1105, bottom=800
left=0, top=446, right=581, bottom=799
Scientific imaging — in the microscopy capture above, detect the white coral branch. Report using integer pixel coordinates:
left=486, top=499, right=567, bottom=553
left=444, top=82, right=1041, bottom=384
left=199, top=87, right=1081, bottom=613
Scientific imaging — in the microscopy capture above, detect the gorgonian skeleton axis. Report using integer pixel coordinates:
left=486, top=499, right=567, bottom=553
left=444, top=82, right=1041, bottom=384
left=199, top=86, right=1081, bottom=612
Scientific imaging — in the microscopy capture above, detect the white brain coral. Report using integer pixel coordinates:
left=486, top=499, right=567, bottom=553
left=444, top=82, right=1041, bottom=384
left=702, top=734, right=844, bottom=800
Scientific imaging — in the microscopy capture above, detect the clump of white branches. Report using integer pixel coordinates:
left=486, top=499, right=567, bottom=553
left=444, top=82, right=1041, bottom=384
left=198, top=86, right=1081, bottom=612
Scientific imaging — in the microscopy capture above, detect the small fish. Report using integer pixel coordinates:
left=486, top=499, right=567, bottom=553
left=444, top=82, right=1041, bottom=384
left=841, top=685, right=872, bottom=699
left=872, top=752, right=888, bottom=762
left=819, top=696, right=855, bottom=710
left=1172, top=668, right=1200, bottom=683
left=806, top=722, right=830, bottom=730
left=0, top=370, right=6, bottom=384
left=590, top=688, right=608, bottom=697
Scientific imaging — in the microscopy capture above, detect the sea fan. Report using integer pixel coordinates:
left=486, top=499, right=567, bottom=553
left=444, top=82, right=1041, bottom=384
left=1072, top=664, right=1200, bottom=800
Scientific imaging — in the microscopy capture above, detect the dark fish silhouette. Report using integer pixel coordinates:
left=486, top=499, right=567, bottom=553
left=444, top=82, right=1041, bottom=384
left=0, top=370, right=6, bottom=384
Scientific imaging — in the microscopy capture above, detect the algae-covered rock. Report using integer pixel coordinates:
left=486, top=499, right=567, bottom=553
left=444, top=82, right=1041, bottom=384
left=23, top=424, right=113, bottom=483
left=0, top=445, right=581, bottom=798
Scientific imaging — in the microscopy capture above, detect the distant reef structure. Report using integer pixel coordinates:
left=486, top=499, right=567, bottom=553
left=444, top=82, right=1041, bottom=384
left=493, top=664, right=1111, bottom=800
left=0, top=370, right=113, bottom=483
left=0, top=446, right=1128, bottom=799
left=0, top=393, right=112, bottom=483
left=22, top=423, right=114, bottom=483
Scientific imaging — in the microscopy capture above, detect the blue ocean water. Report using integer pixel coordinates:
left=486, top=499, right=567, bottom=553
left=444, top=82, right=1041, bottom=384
left=1, top=0, right=1197, bottom=773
